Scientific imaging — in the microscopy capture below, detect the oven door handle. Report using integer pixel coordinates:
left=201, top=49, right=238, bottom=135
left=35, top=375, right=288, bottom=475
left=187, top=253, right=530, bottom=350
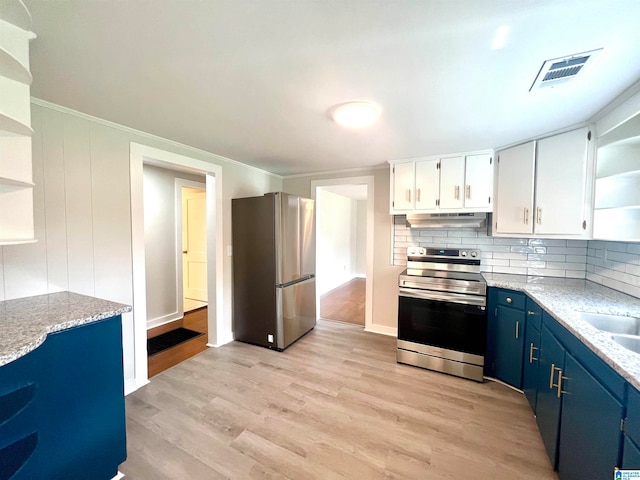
left=399, top=287, right=486, bottom=307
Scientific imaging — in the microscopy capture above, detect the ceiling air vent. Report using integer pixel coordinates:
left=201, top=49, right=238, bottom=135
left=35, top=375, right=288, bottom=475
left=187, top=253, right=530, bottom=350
left=529, top=48, right=602, bottom=91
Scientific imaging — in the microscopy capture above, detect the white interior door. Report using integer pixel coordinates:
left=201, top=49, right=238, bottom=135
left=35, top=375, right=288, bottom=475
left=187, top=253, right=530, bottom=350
left=183, top=188, right=207, bottom=301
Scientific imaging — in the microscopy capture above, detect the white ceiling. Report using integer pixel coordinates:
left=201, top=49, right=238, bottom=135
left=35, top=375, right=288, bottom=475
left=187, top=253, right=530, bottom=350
left=24, top=0, right=640, bottom=176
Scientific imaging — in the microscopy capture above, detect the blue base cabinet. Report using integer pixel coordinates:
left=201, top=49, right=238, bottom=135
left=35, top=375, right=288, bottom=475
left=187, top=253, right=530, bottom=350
left=535, top=322, right=566, bottom=469
left=486, top=289, right=526, bottom=388
left=558, top=353, right=624, bottom=479
left=522, top=297, right=542, bottom=412
left=623, top=387, right=640, bottom=469
left=0, top=316, right=126, bottom=479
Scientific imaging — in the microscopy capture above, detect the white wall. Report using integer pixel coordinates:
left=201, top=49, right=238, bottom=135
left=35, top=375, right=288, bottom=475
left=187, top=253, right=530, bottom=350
left=143, top=164, right=203, bottom=325
left=0, top=100, right=282, bottom=392
left=317, top=189, right=355, bottom=295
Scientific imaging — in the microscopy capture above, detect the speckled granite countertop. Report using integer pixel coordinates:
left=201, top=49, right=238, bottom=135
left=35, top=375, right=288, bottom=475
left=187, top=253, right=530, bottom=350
left=0, top=291, right=132, bottom=367
left=483, top=273, right=640, bottom=392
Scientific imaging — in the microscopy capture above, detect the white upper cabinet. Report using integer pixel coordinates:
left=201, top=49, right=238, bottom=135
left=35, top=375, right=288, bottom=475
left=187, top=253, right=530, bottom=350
left=391, top=161, right=414, bottom=211
left=438, top=156, right=465, bottom=209
left=463, top=153, right=493, bottom=209
left=494, top=127, right=594, bottom=238
left=389, top=150, right=494, bottom=214
left=414, top=158, right=440, bottom=210
left=535, top=128, right=591, bottom=235
left=495, top=142, right=536, bottom=234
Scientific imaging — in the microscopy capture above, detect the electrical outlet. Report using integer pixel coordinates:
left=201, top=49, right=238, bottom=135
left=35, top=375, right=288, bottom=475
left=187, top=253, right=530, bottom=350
left=268, top=334, right=274, bottom=343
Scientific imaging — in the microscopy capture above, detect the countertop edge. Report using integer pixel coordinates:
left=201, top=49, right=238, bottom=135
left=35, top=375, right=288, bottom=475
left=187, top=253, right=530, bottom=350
left=0, top=292, right=132, bottom=368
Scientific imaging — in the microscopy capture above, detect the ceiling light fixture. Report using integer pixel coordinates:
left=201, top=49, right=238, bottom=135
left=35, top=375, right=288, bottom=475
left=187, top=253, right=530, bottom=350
left=331, top=101, right=381, bottom=128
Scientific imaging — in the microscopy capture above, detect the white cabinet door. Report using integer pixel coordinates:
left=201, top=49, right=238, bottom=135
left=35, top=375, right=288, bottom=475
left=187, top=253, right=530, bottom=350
left=535, top=127, right=590, bottom=235
left=414, top=158, right=440, bottom=210
left=495, top=142, right=535, bottom=234
left=439, top=156, right=465, bottom=209
left=392, top=161, right=414, bottom=211
left=464, top=154, right=493, bottom=209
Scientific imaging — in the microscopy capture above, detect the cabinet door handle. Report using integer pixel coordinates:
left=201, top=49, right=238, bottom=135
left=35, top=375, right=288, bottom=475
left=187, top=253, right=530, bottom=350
left=536, top=207, right=542, bottom=225
left=416, top=188, right=421, bottom=202
left=506, top=297, right=512, bottom=304
left=515, top=321, right=519, bottom=339
left=455, top=185, right=460, bottom=200
left=523, top=208, right=529, bottom=225
left=556, top=372, right=568, bottom=398
left=466, top=185, right=471, bottom=199
left=527, top=310, right=536, bottom=316
left=407, top=189, right=411, bottom=202
left=550, top=365, right=563, bottom=390
left=529, top=343, right=539, bottom=363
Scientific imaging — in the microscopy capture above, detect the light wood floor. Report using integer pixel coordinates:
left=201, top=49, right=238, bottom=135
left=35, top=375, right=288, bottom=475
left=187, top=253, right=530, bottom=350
left=147, top=307, right=208, bottom=378
left=123, top=319, right=557, bottom=479
left=320, top=277, right=365, bottom=325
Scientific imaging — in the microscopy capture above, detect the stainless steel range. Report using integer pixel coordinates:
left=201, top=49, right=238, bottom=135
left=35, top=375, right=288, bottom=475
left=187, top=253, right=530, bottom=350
left=397, top=246, right=487, bottom=382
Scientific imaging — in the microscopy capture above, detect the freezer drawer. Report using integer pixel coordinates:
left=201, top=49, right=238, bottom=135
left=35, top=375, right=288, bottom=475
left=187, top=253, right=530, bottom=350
left=276, top=277, right=317, bottom=350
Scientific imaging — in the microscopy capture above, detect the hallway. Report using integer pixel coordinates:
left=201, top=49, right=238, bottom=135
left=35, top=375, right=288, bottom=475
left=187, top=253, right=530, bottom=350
left=320, top=277, right=365, bottom=325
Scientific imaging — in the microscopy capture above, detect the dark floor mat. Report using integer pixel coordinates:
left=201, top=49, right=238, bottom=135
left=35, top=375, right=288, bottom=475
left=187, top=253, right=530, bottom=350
left=147, top=328, right=204, bottom=357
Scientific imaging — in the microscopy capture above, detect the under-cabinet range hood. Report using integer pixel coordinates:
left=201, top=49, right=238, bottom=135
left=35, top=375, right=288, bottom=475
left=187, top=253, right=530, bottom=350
left=406, top=212, right=487, bottom=229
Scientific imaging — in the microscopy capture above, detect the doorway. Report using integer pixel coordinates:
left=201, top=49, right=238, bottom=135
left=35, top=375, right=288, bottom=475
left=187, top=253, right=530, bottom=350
left=130, top=143, right=224, bottom=392
left=181, top=185, right=208, bottom=312
left=311, top=176, right=374, bottom=330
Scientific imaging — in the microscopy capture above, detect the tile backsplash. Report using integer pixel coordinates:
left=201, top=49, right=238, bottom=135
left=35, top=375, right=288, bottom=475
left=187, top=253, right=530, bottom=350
left=392, top=216, right=640, bottom=299
left=587, top=241, right=640, bottom=299
left=392, top=216, right=587, bottom=278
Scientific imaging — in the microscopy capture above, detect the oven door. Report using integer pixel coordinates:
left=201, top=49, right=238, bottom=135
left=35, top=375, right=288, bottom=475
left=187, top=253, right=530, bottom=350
left=398, top=288, right=487, bottom=357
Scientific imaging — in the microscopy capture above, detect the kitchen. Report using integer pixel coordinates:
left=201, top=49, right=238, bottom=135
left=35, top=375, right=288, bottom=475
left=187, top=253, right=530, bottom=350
left=1, top=0, right=640, bottom=478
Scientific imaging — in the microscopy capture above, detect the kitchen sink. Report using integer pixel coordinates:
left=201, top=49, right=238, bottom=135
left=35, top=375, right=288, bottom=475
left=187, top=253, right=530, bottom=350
left=611, top=334, right=640, bottom=355
left=578, top=312, right=640, bottom=336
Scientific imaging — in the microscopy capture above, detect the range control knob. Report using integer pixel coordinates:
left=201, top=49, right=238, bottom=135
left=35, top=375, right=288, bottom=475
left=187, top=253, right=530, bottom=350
left=460, top=251, right=467, bottom=257
left=470, top=251, right=478, bottom=258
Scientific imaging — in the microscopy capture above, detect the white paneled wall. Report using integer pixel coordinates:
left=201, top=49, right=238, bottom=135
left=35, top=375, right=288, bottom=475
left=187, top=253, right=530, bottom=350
left=587, top=241, right=640, bottom=298
left=393, top=215, right=588, bottom=278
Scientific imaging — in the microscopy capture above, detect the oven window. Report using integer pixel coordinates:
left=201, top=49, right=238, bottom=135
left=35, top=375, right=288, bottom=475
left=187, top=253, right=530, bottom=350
left=398, top=295, right=487, bottom=355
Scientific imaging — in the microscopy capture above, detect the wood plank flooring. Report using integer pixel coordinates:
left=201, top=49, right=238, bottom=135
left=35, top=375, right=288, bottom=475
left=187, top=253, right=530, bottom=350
left=122, top=319, right=557, bottom=479
left=320, top=277, right=365, bottom=325
left=147, top=307, right=209, bottom=378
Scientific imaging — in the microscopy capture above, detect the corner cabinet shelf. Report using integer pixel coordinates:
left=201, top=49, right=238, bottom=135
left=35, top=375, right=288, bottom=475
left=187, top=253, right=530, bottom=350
left=594, top=117, right=640, bottom=241
left=0, top=6, right=36, bottom=245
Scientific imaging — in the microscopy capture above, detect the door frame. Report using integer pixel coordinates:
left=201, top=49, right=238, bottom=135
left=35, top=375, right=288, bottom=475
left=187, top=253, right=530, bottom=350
left=130, top=143, right=224, bottom=392
left=176, top=179, right=207, bottom=312
left=311, top=176, right=374, bottom=331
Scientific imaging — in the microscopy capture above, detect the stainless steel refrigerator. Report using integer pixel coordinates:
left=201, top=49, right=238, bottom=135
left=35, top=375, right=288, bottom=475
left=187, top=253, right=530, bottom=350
left=232, top=192, right=316, bottom=350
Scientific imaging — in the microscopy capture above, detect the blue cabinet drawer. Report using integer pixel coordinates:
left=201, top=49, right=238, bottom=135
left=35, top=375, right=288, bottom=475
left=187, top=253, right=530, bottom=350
left=526, top=297, right=543, bottom=332
left=496, top=289, right=526, bottom=310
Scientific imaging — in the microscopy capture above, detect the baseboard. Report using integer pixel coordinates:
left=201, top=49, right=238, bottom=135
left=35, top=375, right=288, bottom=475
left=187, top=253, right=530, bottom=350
left=112, top=472, right=125, bottom=480
left=354, top=273, right=366, bottom=279
left=364, top=324, right=397, bottom=337
left=124, top=377, right=150, bottom=396
left=146, top=311, right=183, bottom=330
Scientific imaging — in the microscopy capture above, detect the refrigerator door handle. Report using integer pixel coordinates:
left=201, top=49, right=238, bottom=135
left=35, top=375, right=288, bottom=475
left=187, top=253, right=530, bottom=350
left=276, top=274, right=315, bottom=289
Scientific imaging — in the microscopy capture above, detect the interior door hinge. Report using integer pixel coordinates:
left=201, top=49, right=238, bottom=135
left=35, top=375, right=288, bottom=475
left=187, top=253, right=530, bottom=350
left=497, top=155, right=500, bottom=163
left=437, top=161, right=441, bottom=169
